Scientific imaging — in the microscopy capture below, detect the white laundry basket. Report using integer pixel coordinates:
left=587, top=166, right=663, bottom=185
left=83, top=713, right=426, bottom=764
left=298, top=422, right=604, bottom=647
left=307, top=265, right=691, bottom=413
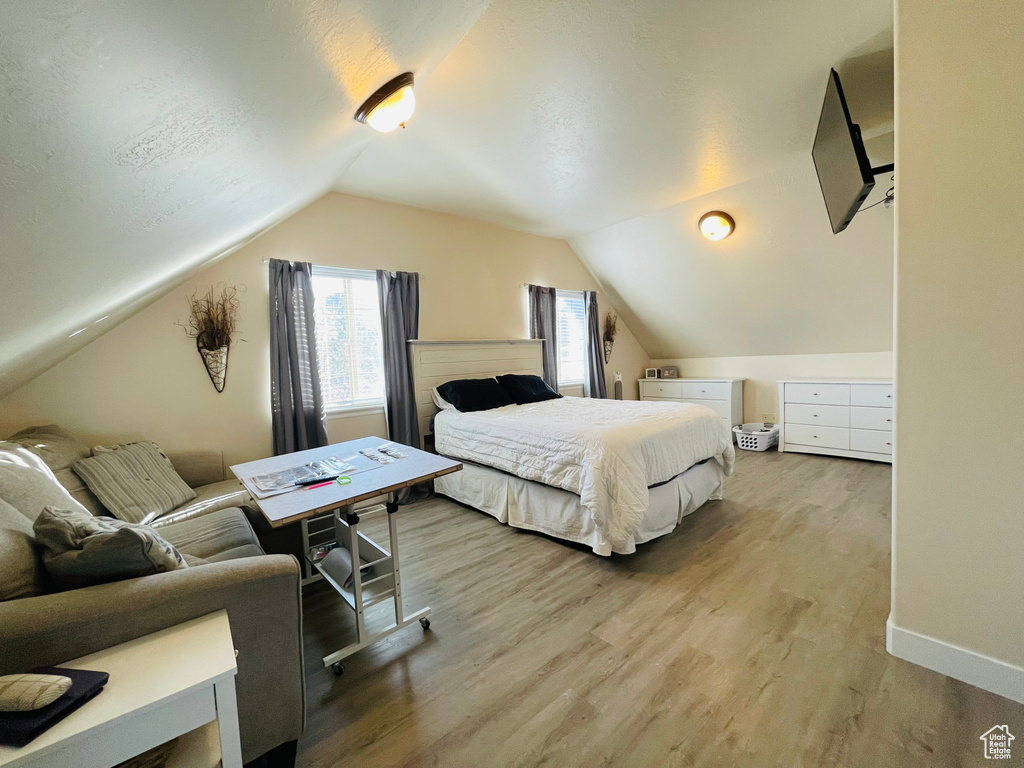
left=733, top=422, right=779, bottom=452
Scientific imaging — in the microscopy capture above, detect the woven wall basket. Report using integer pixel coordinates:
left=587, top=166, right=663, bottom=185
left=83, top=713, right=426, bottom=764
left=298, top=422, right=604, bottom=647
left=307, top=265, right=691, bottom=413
left=198, top=342, right=230, bottom=393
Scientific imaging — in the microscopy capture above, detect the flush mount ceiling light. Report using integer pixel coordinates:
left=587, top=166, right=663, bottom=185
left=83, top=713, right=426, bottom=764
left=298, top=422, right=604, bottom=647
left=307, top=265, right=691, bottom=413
left=698, top=211, right=735, bottom=241
left=354, top=72, right=416, bottom=133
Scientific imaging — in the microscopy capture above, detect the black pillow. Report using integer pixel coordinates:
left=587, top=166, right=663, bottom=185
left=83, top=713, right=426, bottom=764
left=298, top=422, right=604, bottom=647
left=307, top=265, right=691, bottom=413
left=496, top=374, right=563, bottom=405
left=436, top=378, right=516, bottom=413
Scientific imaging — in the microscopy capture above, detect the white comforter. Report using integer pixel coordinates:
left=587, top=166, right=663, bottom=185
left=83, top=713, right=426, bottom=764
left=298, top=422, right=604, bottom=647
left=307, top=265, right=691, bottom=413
left=434, top=397, right=734, bottom=550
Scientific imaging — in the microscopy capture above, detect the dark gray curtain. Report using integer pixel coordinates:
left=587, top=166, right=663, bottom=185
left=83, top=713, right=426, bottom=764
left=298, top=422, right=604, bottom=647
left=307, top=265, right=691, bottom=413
left=528, top=284, right=558, bottom=390
left=269, top=259, right=329, bottom=455
left=376, top=270, right=420, bottom=448
left=583, top=291, right=607, bottom=398
left=377, top=270, right=421, bottom=504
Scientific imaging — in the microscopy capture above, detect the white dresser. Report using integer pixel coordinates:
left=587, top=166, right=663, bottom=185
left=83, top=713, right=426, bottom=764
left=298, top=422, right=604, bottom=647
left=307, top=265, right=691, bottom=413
left=639, top=378, right=744, bottom=437
left=778, top=379, right=893, bottom=463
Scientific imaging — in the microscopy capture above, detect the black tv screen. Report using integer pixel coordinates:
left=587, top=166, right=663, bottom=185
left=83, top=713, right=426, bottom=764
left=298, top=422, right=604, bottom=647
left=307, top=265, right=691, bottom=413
left=812, top=69, right=875, bottom=234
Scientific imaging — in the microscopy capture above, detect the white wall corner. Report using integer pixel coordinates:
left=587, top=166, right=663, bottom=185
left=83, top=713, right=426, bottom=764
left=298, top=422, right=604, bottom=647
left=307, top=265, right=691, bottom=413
left=886, top=615, right=1024, bottom=704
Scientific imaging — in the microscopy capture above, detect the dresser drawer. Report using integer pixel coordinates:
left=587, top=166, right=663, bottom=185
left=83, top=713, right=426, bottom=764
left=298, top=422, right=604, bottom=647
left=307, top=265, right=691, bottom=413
left=679, top=397, right=731, bottom=420
left=850, top=429, right=893, bottom=455
left=680, top=381, right=731, bottom=400
left=784, top=403, right=849, bottom=428
left=785, top=383, right=850, bottom=406
left=784, top=424, right=850, bottom=450
left=851, top=406, right=893, bottom=431
left=640, top=380, right=682, bottom=398
left=851, top=383, right=893, bottom=407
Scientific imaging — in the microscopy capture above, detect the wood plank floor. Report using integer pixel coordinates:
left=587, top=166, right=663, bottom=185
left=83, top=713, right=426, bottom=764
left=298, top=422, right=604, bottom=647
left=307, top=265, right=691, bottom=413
left=297, top=450, right=1024, bottom=768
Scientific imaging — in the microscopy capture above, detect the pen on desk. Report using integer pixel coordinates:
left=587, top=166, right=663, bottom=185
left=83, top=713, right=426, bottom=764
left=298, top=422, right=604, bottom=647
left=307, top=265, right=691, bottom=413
left=305, top=480, right=335, bottom=490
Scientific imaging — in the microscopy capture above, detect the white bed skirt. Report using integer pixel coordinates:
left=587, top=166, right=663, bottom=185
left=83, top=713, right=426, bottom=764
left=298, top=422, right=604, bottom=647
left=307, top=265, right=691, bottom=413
left=435, top=458, right=726, bottom=556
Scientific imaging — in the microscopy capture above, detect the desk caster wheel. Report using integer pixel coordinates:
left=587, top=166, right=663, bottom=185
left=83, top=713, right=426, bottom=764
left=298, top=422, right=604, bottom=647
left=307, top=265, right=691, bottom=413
left=332, top=663, right=345, bottom=677
left=420, top=618, right=431, bottom=630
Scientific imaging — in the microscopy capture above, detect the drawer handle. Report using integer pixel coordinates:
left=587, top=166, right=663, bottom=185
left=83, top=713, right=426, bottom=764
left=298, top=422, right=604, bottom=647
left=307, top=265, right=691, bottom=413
left=813, top=392, right=819, bottom=396
left=886, top=442, right=891, bottom=446
left=887, top=394, right=892, bottom=398
left=813, top=435, right=819, bottom=438
left=886, top=419, right=892, bottom=422
left=813, top=414, right=819, bottom=417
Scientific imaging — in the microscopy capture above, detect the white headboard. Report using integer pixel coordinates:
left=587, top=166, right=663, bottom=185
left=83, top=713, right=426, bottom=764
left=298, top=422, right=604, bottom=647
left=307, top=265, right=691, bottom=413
left=407, top=339, right=544, bottom=448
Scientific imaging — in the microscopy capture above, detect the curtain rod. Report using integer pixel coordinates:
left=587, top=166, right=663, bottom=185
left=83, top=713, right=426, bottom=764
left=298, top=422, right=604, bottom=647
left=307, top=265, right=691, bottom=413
left=521, top=283, right=592, bottom=292
left=261, top=259, right=424, bottom=278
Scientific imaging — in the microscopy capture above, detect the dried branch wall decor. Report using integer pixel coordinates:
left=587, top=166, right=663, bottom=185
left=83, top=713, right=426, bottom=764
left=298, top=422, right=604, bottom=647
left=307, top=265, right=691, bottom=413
left=602, top=311, right=618, bottom=364
left=177, top=284, right=244, bottom=393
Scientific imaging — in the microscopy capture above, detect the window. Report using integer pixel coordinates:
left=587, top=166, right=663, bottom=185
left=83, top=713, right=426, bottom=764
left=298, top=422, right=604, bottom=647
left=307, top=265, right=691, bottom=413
left=311, top=266, right=385, bottom=411
left=555, top=290, right=586, bottom=386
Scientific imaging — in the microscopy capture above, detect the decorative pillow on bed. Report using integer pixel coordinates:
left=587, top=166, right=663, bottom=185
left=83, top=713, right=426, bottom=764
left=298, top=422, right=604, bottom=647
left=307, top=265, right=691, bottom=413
left=432, top=387, right=456, bottom=411
left=496, top=374, right=563, bottom=405
left=435, top=378, right=516, bottom=413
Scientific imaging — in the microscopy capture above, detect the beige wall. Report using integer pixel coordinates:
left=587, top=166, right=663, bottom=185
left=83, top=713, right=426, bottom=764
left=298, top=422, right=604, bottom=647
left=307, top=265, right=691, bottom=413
left=0, top=193, right=648, bottom=466
left=892, top=0, right=1024, bottom=672
left=571, top=158, right=895, bottom=360
left=651, top=352, right=893, bottom=424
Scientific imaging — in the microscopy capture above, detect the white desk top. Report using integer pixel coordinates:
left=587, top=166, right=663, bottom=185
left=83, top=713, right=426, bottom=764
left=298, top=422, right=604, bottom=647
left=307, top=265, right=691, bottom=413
left=231, top=437, right=462, bottom=527
left=0, top=612, right=236, bottom=767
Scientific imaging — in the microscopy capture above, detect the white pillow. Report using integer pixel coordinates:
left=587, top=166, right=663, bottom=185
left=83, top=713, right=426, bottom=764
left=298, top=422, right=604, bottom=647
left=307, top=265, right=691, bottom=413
left=432, top=387, right=455, bottom=411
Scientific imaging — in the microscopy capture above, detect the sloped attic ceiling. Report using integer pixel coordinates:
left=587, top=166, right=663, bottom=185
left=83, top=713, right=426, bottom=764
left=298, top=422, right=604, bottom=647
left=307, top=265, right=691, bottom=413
left=0, top=0, right=489, bottom=396
left=335, top=0, right=894, bottom=239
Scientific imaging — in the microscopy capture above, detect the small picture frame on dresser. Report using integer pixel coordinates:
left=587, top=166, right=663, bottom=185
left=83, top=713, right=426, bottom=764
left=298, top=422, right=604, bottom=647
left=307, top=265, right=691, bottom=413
left=645, top=367, right=660, bottom=379
left=660, top=366, right=679, bottom=379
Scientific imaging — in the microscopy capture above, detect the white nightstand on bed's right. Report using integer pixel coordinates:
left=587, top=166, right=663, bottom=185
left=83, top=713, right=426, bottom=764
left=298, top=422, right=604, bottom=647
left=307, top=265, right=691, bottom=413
left=639, top=378, right=744, bottom=438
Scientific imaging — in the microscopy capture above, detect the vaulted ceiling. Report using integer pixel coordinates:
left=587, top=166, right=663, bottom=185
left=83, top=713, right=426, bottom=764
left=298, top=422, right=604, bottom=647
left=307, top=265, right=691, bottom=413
left=0, top=0, right=489, bottom=395
left=335, top=0, right=894, bottom=239
left=0, top=0, right=894, bottom=397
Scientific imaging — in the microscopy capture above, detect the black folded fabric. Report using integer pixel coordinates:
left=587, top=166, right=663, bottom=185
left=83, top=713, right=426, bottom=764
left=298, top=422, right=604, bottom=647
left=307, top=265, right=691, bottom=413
left=496, top=373, right=563, bottom=405
left=0, top=667, right=109, bottom=748
left=436, top=378, right=516, bottom=412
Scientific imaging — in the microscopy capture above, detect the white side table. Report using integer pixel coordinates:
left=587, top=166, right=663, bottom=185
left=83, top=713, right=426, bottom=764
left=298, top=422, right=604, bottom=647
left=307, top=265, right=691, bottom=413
left=0, top=610, right=242, bottom=768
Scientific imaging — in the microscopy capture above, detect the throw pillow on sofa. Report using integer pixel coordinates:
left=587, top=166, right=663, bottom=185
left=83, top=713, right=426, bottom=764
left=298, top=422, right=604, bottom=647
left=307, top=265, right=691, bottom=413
left=72, top=441, right=196, bottom=525
left=33, top=506, right=187, bottom=591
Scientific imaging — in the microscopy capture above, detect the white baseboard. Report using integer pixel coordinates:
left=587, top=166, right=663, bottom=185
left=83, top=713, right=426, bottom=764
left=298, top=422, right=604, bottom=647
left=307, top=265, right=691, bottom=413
left=887, top=615, right=1024, bottom=704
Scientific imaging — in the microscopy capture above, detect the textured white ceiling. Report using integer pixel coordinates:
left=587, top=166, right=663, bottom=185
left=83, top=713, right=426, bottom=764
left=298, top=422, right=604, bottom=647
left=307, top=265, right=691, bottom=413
left=336, top=0, right=894, bottom=239
left=0, top=0, right=488, bottom=395
left=2, top=0, right=895, bottom=396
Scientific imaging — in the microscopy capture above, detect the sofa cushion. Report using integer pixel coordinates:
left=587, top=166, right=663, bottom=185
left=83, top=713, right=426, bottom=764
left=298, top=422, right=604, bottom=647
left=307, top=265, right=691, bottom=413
left=0, top=442, right=91, bottom=523
left=155, top=507, right=264, bottom=561
left=33, top=506, right=187, bottom=591
left=0, top=498, right=49, bottom=601
left=155, top=480, right=254, bottom=526
left=5, top=426, right=108, bottom=516
left=204, top=544, right=266, bottom=563
left=72, top=442, right=196, bottom=525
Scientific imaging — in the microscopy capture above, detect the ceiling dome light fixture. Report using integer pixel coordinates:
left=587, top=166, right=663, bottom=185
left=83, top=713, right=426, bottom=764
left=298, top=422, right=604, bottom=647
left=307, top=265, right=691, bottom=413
left=698, top=211, right=735, bottom=241
left=355, top=72, right=416, bottom=133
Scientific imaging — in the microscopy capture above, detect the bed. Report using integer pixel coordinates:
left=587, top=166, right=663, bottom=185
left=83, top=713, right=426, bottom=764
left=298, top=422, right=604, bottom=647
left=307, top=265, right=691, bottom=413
left=408, top=340, right=735, bottom=555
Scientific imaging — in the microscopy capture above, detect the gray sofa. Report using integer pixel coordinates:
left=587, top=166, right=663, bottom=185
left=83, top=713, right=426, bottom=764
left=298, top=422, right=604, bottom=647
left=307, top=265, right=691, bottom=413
left=0, top=426, right=304, bottom=766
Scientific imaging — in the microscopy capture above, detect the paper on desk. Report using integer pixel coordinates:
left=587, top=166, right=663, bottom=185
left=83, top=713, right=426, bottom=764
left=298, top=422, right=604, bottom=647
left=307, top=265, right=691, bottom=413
left=244, top=453, right=383, bottom=499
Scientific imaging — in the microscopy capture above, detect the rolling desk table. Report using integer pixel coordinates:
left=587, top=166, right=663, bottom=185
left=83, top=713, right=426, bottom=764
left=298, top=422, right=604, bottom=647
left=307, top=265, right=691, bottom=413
left=230, top=437, right=461, bottom=675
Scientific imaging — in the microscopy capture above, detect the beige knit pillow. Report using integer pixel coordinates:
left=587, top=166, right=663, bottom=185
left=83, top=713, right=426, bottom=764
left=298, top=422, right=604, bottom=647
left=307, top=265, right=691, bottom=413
left=0, top=674, right=72, bottom=712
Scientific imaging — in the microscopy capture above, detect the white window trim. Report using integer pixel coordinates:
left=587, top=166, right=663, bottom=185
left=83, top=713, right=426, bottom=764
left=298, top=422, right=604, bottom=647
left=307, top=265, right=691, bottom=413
left=325, top=402, right=386, bottom=419
left=311, top=265, right=378, bottom=281
left=311, top=264, right=386, bottom=414
left=556, top=289, right=586, bottom=387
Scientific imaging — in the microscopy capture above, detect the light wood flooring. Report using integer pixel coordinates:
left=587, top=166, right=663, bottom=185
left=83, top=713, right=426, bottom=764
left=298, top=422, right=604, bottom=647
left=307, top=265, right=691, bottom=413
left=297, top=449, right=1024, bottom=768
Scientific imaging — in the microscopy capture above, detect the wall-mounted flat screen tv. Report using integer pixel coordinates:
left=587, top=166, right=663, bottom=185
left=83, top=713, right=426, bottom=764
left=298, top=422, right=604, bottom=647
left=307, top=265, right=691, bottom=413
left=812, top=68, right=875, bottom=234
